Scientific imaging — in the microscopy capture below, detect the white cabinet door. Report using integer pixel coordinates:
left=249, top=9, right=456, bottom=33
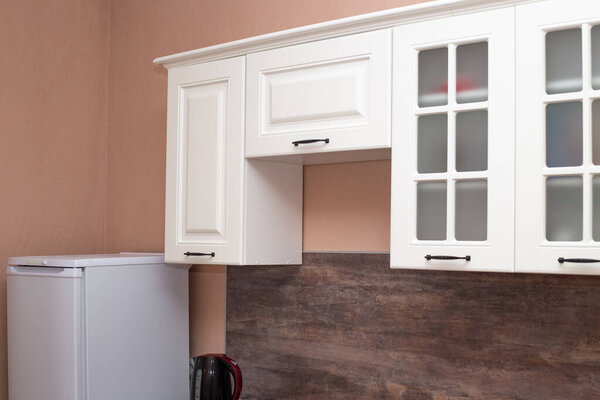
left=391, top=8, right=515, bottom=272
left=516, top=0, right=600, bottom=274
left=165, top=57, right=245, bottom=264
left=246, top=29, right=391, bottom=157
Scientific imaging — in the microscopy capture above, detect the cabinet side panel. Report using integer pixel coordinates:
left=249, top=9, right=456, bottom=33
left=244, top=160, right=303, bottom=265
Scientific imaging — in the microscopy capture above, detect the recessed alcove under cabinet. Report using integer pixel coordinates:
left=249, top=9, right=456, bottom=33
left=164, top=57, right=302, bottom=265
left=390, top=8, right=515, bottom=272
left=245, top=29, right=391, bottom=158
left=516, top=0, right=600, bottom=274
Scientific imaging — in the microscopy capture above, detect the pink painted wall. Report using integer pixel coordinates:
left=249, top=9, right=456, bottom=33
left=104, top=0, right=424, bottom=252
left=104, top=0, right=428, bottom=357
left=0, top=1, right=110, bottom=398
left=304, top=161, right=391, bottom=252
left=1, top=0, right=431, bottom=396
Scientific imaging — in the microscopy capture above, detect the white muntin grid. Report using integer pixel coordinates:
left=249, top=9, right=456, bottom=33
left=541, top=22, right=600, bottom=247
left=411, top=38, right=490, bottom=245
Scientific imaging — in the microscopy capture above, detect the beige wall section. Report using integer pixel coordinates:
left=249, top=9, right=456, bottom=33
left=104, top=0, right=429, bottom=357
left=104, top=0, right=431, bottom=356
left=0, top=0, right=429, bottom=392
left=189, top=266, right=227, bottom=356
left=103, top=0, right=429, bottom=253
left=304, top=161, right=391, bottom=252
left=0, top=0, right=111, bottom=398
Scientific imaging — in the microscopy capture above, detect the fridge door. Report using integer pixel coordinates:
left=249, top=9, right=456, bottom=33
left=84, top=264, right=189, bottom=400
left=7, top=266, right=84, bottom=400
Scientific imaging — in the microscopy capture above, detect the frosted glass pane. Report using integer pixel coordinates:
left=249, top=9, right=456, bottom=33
left=456, top=42, right=488, bottom=104
left=592, top=25, right=600, bottom=90
left=418, top=114, right=448, bottom=173
left=455, top=180, right=487, bottom=241
left=546, top=102, right=582, bottom=167
left=456, top=110, right=488, bottom=172
left=594, top=176, right=600, bottom=241
left=546, top=176, right=583, bottom=242
left=546, top=28, right=582, bottom=94
left=417, top=181, right=447, bottom=240
left=593, top=101, right=600, bottom=165
left=418, top=48, right=448, bottom=107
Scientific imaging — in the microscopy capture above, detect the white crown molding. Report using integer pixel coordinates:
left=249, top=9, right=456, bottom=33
left=154, top=0, right=541, bottom=68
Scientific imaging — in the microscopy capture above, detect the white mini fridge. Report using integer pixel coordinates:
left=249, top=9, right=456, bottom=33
left=7, top=253, right=190, bottom=400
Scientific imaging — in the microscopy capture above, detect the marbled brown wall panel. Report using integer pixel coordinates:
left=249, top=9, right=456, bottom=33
left=227, top=253, right=600, bottom=400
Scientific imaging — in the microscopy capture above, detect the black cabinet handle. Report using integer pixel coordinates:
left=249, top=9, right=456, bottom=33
left=292, top=138, right=330, bottom=147
left=425, top=254, right=471, bottom=261
left=184, top=252, right=215, bottom=257
left=558, top=257, right=600, bottom=264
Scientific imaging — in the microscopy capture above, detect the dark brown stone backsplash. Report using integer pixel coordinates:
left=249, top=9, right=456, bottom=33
left=226, top=253, right=600, bottom=400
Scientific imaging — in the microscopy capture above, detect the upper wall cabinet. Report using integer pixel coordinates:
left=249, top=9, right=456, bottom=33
left=245, top=30, right=391, bottom=158
left=165, top=57, right=303, bottom=265
left=157, top=0, right=600, bottom=274
left=390, top=8, right=515, bottom=272
left=516, top=0, right=600, bottom=274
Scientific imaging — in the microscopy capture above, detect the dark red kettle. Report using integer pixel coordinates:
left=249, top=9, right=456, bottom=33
left=190, top=354, right=242, bottom=400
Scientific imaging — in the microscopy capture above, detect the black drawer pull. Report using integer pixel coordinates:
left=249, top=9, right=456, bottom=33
left=292, top=138, right=330, bottom=146
left=558, top=257, right=600, bottom=264
left=184, top=252, right=215, bottom=257
left=425, top=254, right=471, bottom=261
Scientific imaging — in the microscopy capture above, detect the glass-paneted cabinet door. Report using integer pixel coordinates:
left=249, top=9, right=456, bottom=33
left=516, top=0, right=600, bottom=274
left=391, top=8, right=515, bottom=272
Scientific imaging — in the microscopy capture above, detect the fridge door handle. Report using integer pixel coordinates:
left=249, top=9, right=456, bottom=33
left=7, top=266, right=82, bottom=278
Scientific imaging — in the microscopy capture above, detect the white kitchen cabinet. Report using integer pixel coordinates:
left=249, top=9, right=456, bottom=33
left=245, top=29, right=391, bottom=158
left=515, top=0, right=600, bottom=274
left=390, top=8, right=515, bottom=272
left=165, top=57, right=302, bottom=265
left=156, top=0, right=600, bottom=274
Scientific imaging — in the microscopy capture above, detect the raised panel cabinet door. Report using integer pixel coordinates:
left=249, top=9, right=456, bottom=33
left=516, top=0, right=600, bottom=274
left=390, top=8, right=515, bottom=272
left=245, top=29, right=391, bottom=157
left=165, top=57, right=245, bottom=264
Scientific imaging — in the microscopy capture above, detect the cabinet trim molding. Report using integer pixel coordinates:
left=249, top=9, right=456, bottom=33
left=154, top=0, right=540, bottom=69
